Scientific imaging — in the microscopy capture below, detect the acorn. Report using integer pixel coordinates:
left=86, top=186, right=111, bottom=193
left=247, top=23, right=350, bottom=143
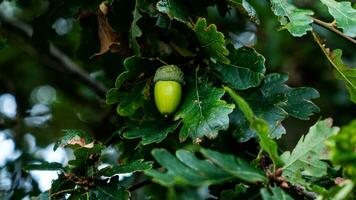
left=153, top=65, right=184, bottom=116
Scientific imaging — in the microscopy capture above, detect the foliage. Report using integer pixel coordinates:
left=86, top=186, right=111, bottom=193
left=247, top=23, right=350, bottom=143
left=192, top=17, right=230, bottom=64
left=0, top=0, right=355, bottom=199
left=327, top=120, right=356, bottom=180
left=145, top=148, right=267, bottom=186
left=320, top=0, right=356, bottom=37
left=281, top=119, right=339, bottom=186
left=260, top=187, right=294, bottom=200
left=270, top=0, right=314, bottom=36
left=313, top=32, right=356, bottom=104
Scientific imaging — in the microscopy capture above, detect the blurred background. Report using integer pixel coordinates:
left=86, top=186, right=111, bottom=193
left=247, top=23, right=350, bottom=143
left=0, top=0, right=355, bottom=199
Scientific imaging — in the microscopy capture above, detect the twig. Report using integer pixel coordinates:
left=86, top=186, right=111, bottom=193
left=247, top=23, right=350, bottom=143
left=291, top=184, right=317, bottom=200
left=49, top=44, right=107, bottom=97
left=267, top=168, right=318, bottom=199
left=0, top=12, right=107, bottom=98
left=312, top=17, right=356, bottom=45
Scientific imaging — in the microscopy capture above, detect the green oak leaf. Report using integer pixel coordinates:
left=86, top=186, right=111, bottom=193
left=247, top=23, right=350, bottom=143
left=92, top=176, right=130, bottom=200
left=106, top=88, right=121, bottom=104
left=193, top=17, right=229, bottom=64
left=214, top=44, right=266, bottom=90
left=50, top=174, right=75, bottom=198
left=68, top=143, right=104, bottom=172
left=200, top=149, right=267, bottom=183
left=145, top=148, right=267, bottom=186
left=174, top=82, right=234, bottom=142
left=107, top=56, right=155, bottom=116
left=320, top=0, right=356, bottom=37
left=228, top=0, right=260, bottom=24
left=270, top=0, right=314, bottom=37
left=281, top=87, right=321, bottom=120
left=98, top=159, right=153, bottom=177
left=114, top=56, right=154, bottom=89
left=281, top=119, right=339, bottom=186
left=224, top=86, right=283, bottom=167
left=123, top=121, right=180, bottom=145
left=231, top=73, right=319, bottom=142
left=130, top=0, right=143, bottom=55
left=156, top=0, right=189, bottom=23
left=260, top=187, right=294, bottom=200
left=116, top=81, right=150, bottom=117
left=314, top=33, right=356, bottom=103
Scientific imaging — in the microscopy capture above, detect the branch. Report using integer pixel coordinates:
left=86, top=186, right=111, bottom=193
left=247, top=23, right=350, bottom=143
left=312, top=17, right=356, bottom=45
left=0, top=13, right=107, bottom=98
left=291, top=184, right=317, bottom=200
left=268, top=168, right=318, bottom=199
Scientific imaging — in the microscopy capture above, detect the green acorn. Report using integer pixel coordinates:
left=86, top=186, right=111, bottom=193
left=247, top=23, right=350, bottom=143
left=154, top=65, right=184, bottom=116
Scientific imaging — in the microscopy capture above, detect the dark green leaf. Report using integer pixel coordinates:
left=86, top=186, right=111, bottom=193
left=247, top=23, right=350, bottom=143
left=282, top=87, right=320, bottom=120
left=108, top=56, right=155, bottom=116
left=270, top=0, right=314, bottom=36
left=260, top=187, right=294, bottom=200
left=146, top=149, right=210, bottom=186
left=93, top=177, right=130, bottom=200
left=24, top=162, right=63, bottom=171
left=200, top=149, right=267, bottom=183
left=98, top=159, right=153, bottom=177
left=50, top=174, right=76, bottom=198
left=123, top=121, right=180, bottom=145
left=174, top=82, right=234, bottom=142
left=116, top=81, right=150, bottom=117
left=193, top=18, right=229, bottom=64
left=215, top=44, right=265, bottom=90
left=145, top=148, right=266, bottom=186
left=224, top=86, right=283, bottom=167
left=232, top=73, right=319, bottom=142
left=68, top=143, right=104, bottom=172
left=231, top=74, right=289, bottom=141
left=106, top=88, right=121, bottom=105
left=114, top=56, right=154, bottom=89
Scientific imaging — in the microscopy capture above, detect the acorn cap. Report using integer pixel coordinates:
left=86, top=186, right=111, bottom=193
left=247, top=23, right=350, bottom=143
left=154, top=65, right=184, bottom=84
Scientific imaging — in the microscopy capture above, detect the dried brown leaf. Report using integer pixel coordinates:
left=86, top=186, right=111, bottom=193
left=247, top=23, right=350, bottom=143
left=91, top=2, right=120, bottom=58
